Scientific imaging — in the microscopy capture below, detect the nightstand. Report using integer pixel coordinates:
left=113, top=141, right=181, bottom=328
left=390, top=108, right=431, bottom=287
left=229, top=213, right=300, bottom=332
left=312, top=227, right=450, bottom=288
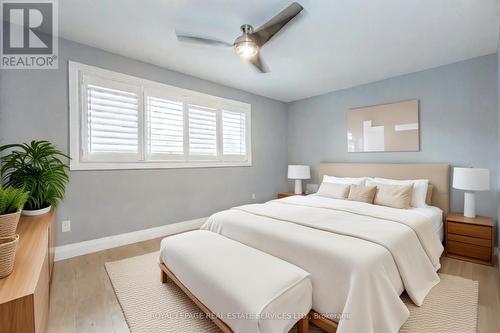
left=445, top=212, right=494, bottom=266
left=277, top=192, right=305, bottom=199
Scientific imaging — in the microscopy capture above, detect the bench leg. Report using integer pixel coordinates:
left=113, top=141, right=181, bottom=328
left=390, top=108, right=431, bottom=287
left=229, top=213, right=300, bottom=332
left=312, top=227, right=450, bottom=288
left=160, top=268, right=169, bottom=283
left=297, top=316, right=309, bottom=333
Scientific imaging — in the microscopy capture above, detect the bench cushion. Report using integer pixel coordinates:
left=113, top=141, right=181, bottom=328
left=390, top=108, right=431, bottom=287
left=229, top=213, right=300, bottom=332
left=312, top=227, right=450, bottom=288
left=160, top=230, right=312, bottom=333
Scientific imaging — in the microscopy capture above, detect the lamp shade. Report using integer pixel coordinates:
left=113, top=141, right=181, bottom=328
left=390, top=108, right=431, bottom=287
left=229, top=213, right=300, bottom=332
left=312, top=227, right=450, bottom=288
left=288, top=165, right=310, bottom=180
left=452, top=167, right=490, bottom=191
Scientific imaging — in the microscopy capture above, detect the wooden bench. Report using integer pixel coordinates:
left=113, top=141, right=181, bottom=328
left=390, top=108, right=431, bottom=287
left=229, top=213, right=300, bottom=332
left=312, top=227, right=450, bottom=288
left=159, top=230, right=312, bottom=333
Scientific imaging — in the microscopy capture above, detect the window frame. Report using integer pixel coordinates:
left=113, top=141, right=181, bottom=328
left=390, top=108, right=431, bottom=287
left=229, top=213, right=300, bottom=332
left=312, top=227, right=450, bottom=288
left=69, top=61, right=252, bottom=171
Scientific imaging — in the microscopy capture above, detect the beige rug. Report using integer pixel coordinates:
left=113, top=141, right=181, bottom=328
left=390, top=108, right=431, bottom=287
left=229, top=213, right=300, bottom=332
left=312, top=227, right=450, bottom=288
left=105, top=252, right=478, bottom=333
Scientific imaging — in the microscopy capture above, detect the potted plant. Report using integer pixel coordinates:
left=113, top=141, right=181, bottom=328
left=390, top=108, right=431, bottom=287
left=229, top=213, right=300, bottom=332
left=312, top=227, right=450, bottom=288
left=0, top=187, right=29, bottom=237
left=0, top=141, right=70, bottom=216
left=0, top=187, right=28, bottom=278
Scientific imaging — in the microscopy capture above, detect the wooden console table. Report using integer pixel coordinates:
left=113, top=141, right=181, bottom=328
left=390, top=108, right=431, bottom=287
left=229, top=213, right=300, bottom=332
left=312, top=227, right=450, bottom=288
left=0, top=211, right=55, bottom=333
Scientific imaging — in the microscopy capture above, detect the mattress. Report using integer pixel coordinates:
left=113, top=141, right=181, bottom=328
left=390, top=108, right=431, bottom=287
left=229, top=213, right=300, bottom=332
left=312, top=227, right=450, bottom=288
left=409, top=206, right=444, bottom=242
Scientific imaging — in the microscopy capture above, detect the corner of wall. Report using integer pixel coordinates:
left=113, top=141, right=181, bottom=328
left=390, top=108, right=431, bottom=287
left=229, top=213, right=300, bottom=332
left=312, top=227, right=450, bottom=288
left=497, top=29, right=500, bottom=247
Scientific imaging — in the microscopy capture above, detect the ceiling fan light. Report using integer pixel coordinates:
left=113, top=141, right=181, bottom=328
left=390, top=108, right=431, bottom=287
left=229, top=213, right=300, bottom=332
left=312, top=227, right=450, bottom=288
left=235, top=41, right=259, bottom=58
left=234, top=32, right=259, bottom=59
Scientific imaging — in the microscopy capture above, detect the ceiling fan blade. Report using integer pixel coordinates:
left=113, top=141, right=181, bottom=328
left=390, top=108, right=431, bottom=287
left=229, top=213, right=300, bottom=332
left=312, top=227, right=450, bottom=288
left=248, top=54, right=269, bottom=73
left=251, top=2, right=303, bottom=47
left=176, top=32, right=233, bottom=47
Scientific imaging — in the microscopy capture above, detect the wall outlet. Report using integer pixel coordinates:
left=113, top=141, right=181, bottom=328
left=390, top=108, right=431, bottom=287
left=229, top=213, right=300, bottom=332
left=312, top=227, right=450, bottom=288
left=62, top=220, right=71, bottom=233
left=251, top=193, right=256, bottom=200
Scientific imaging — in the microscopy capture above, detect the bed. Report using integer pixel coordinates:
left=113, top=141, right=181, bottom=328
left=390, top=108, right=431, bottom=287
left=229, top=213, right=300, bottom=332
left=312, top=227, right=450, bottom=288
left=200, top=163, right=449, bottom=333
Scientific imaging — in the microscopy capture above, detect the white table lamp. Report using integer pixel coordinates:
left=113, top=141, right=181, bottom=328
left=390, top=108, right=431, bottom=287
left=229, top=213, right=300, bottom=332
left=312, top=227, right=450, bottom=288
left=452, top=167, right=490, bottom=218
left=288, top=165, right=310, bottom=194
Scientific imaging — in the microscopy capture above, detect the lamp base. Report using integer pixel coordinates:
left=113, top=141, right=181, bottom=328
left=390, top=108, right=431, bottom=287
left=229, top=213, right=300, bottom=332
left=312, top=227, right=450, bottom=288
left=463, top=192, right=476, bottom=218
left=294, top=179, right=303, bottom=195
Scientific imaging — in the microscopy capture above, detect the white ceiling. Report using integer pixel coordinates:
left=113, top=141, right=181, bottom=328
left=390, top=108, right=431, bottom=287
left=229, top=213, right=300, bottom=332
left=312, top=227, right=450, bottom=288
left=59, top=0, right=500, bottom=102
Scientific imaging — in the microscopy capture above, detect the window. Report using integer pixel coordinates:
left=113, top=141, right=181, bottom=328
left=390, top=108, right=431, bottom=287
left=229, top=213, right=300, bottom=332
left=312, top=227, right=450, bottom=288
left=69, top=62, right=251, bottom=170
left=222, top=110, right=246, bottom=156
left=146, top=95, right=184, bottom=158
left=188, top=104, right=217, bottom=157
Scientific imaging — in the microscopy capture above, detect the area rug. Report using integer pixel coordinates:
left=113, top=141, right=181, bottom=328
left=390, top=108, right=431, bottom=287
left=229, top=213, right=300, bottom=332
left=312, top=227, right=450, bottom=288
left=105, top=251, right=478, bottom=333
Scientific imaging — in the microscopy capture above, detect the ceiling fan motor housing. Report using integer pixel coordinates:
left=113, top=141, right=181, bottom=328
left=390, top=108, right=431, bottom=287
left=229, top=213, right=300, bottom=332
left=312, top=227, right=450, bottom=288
left=240, top=24, right=254, bottom=34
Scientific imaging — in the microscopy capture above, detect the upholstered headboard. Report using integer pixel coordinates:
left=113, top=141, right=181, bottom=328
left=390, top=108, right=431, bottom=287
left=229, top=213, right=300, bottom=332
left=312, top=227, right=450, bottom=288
left=319, top=163, right=450, bottom=214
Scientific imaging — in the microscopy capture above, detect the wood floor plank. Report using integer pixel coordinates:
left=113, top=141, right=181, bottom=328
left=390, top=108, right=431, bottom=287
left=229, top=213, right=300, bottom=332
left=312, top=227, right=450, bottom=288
left=48, top=238, right=500, bottom=333
left=440, top=256, right=500, bottom=333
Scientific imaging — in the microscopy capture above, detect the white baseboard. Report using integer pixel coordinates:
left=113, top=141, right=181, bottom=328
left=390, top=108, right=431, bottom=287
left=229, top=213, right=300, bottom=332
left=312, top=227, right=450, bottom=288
left=54, top=217, right=207, bottom=261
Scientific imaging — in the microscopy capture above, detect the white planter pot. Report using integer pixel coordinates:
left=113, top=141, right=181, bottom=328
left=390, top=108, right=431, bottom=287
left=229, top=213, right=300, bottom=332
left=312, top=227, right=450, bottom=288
left=22, top=205, right=52, bottom=216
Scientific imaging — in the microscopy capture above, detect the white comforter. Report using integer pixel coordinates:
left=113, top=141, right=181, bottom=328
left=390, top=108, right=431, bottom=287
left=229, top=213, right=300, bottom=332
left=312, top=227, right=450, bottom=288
left=201, top=195, right=444, bottom=333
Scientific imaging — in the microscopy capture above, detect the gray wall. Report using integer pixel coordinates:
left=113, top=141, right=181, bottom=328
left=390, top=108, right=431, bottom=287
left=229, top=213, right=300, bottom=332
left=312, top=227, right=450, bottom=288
left=0, top=38, right=288, bottom=246
left=287, top=54, right=499, bottom=221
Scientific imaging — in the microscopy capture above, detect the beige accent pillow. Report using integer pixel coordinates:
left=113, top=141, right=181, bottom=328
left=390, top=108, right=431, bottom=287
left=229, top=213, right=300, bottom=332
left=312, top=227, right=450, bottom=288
left=347, top=185, right=377, bottom=204
left=316, top=182, right=350, bottom=199
left=373, top=184, right=413, bottom=209
left=425, top=184, right=434, bottom=205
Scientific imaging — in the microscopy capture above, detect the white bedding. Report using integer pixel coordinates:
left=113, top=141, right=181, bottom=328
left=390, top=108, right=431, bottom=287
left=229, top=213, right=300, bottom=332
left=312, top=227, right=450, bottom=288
left=311, top=194, right=445, bottom=241
left=201, top=195, right=444, bottom=333
left=409, top=206, right=444, bottom=242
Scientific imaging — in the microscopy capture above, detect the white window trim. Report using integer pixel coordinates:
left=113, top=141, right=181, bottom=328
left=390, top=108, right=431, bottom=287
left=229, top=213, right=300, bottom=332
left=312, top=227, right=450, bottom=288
left=69, top=61, right=252, bottom=171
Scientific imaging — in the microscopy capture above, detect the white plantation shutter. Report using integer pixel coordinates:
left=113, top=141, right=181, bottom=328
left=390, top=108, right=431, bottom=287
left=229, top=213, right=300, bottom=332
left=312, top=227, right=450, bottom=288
left=188, top=104, right=217, bottom=156
left=70, top=62, right=251, bottom=169
left=85, top=83, right=139, bottom=155
left=222, top=110, right=246, bottom=156
left=146, top=96, right=184, bottom=156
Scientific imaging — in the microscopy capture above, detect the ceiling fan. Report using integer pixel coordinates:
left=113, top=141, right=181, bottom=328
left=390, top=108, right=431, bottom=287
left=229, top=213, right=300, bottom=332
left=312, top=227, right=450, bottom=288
left=176, top=2, right=304, bottom=73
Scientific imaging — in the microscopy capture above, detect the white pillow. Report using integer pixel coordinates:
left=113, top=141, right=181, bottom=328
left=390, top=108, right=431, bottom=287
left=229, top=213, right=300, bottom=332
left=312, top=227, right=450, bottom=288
left=323, top=175, right=368, bottom=185
left=368, top=177, right=429, bottom=208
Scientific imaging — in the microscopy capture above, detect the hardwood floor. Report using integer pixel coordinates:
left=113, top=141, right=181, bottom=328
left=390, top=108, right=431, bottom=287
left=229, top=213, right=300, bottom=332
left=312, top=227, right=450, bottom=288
left=48, top=238, right=500, bottom=333
left=48, top=238, right=161, bottom=333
